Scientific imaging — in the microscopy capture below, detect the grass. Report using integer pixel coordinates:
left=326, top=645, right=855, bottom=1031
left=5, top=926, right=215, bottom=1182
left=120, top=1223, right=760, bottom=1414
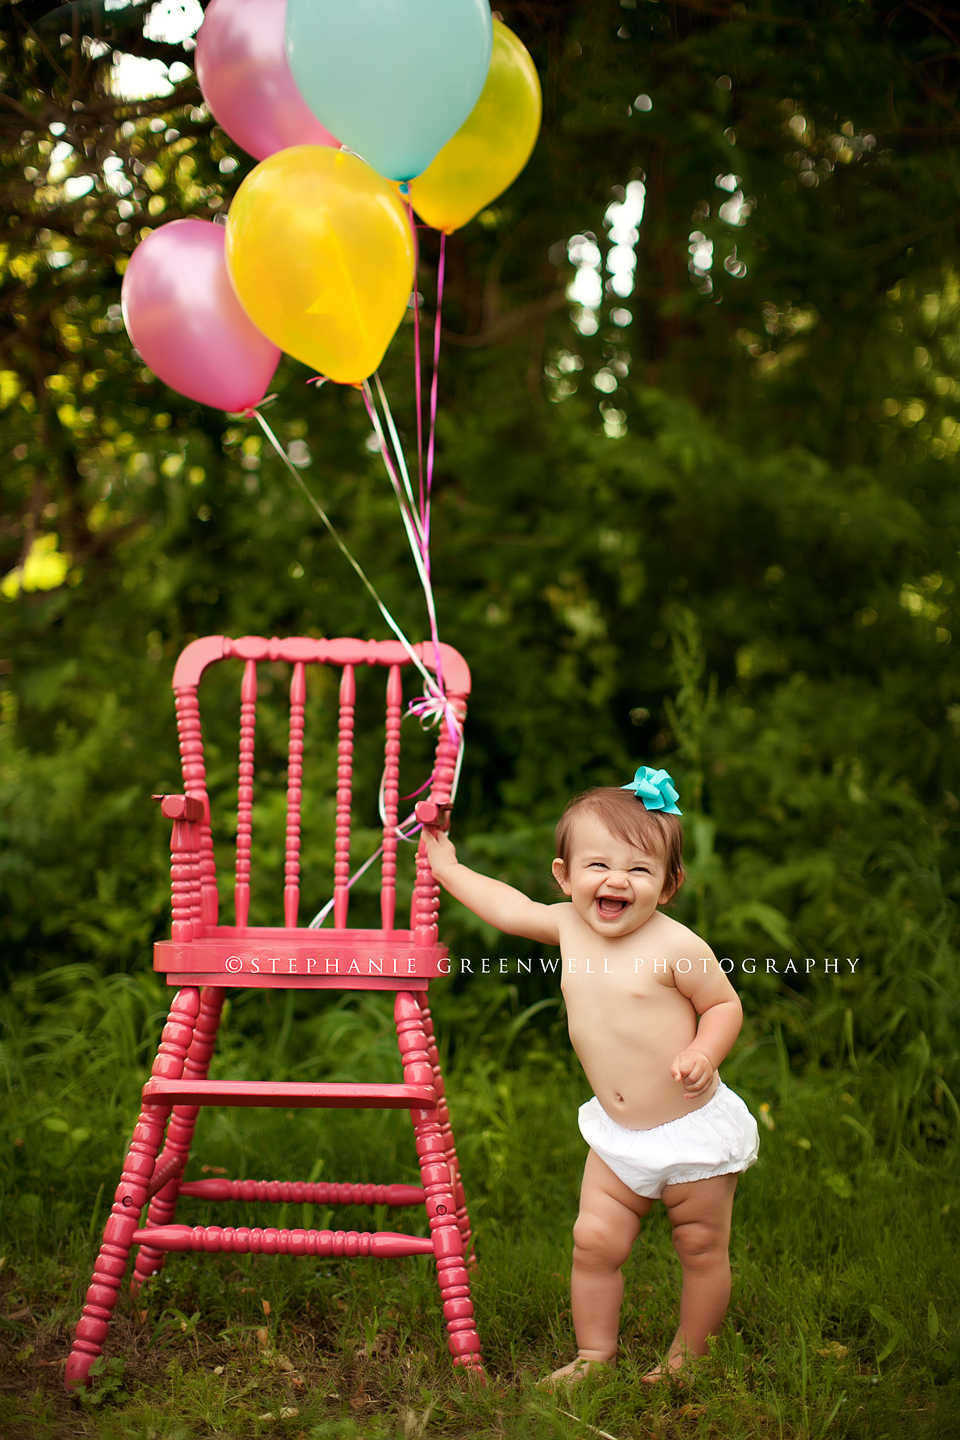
left=1, top=967, right=959, bottom=1438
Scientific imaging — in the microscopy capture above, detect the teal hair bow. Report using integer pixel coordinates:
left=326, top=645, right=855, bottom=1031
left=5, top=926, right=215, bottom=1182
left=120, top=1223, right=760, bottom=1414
left=621, top=765, right=682, bottom=815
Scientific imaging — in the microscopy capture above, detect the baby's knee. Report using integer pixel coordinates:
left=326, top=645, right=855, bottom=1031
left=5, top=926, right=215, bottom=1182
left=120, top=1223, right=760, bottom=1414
left=572, top=1213, right=632, bottom=1270
left=671, top=1219, right=728, bottom=1266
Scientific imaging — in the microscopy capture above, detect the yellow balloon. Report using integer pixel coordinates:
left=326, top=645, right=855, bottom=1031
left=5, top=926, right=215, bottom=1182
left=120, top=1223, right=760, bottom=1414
left=408, top=19, right=541, bottom=234
left=225, top=146, right=415, bottom=385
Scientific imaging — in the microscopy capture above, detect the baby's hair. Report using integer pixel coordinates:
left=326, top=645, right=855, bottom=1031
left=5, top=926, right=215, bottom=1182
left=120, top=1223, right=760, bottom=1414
left=554, top=787, right=685, bottom=900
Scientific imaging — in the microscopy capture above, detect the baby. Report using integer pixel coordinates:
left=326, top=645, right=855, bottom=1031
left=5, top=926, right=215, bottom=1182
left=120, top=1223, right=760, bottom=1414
left=423, top=766, right=759, bottom=1384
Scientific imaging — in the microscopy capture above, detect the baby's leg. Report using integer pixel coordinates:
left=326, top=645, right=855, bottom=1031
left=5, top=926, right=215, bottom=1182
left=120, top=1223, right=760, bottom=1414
left=647, top=1171, right=738, bottom=1380
left=548, top=1148, right=651, bottom=1383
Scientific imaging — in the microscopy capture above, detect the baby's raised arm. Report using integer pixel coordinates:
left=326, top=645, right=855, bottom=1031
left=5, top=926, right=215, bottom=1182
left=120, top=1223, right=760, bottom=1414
left=423, top=829, right=561, bottom=945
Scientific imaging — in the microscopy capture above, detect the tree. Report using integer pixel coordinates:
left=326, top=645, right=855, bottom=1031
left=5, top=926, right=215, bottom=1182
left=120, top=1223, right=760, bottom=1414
left=1, top=1, right=958, bottom=1075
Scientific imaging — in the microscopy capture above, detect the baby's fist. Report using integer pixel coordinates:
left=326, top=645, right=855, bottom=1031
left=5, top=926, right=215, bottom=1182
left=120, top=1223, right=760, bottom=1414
left=671, top=1048, right=715, bottom=1099
left=422, top=826, right=457, bottom=880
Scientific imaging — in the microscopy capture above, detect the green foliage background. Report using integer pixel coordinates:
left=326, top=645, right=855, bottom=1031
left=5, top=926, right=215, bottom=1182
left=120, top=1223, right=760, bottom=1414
left=3, top=0, right=960, bottom=1067
left=2, top=2, right=960, bottom=1432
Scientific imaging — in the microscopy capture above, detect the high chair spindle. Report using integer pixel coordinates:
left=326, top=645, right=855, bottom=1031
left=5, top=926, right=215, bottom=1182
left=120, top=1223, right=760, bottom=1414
left=333, top=663, right=355, bottom=929
left=234, top=657, right=257, bottom=929
left=381, top=664, right=403, bottom=932
left=284, top=661, right=306, bottom=927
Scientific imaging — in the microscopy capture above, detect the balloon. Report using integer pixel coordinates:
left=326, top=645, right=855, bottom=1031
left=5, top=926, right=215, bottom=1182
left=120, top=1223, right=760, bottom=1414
left=225, top=146, right=415, bottom=385
left=285, top=0, right=492, bottom=182
left=409, top=19, right=541, bottom=234
left=121, top=220, right=280, bottom=412
left=195, top=0, right=339, bottom=161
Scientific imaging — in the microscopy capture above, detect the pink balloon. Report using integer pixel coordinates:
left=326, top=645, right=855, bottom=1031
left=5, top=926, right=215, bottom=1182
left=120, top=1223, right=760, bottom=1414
left=122, top=219, right=280, bottom=412
left=196, top=0, right=338, bottom=161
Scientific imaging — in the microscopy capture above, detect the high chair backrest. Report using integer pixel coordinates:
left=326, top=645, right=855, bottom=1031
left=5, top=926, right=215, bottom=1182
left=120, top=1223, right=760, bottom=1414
left=156, top=636, right=469, bottom=976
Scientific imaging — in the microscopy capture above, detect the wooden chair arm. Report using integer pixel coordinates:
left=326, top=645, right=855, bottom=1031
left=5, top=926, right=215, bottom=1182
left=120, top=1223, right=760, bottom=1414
left=152, top=794, right=205, bottom=822
left=415, top=800, right=451, bottom=831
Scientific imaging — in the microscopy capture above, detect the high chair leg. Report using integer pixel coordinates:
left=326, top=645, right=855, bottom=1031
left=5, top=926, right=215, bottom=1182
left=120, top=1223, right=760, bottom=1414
left=395, top=992, right=483, bottom=1372
left=132, top=987, right=226, bottom=1290
left=65, top=988, right=202, bottom=1390
left=417, top=994, right=474, bottom=1261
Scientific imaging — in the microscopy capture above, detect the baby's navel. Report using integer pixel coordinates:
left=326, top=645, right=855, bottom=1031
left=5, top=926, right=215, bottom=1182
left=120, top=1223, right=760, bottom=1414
left=614, top=1091, right=624, bottom=1105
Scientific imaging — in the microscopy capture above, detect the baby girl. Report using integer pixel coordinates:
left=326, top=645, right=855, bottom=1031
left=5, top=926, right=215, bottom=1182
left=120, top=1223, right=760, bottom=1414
left=423, top=766, right=759, bottom=1384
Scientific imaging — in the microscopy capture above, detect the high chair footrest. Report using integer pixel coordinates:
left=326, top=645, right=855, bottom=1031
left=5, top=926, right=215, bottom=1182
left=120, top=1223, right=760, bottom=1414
left=142, top=1079, right=437, bottom=1109
left=133, top=1224, right=436, bottom=1258
left=179, top=1179, right=426, bottom=1206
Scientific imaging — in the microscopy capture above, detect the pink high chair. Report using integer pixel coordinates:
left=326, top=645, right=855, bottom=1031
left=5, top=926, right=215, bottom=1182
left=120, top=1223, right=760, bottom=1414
left=65, top=634, right=482, bottom=1389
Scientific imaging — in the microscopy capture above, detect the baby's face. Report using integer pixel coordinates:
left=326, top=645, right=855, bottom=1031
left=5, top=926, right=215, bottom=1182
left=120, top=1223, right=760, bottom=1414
left=551, top=812, right=671, bottom=938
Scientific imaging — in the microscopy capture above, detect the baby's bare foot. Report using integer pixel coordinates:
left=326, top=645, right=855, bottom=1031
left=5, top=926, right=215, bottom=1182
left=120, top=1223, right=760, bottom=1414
left=540, top=1353, right=615, bottom=1388
left=641, top=1353, right=686, bottom=1386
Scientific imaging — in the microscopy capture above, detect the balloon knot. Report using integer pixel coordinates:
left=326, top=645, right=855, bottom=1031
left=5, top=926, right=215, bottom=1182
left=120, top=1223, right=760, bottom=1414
left=408, top=684, right=462, bottom=746
left=398, top=180, right=410, bottom=195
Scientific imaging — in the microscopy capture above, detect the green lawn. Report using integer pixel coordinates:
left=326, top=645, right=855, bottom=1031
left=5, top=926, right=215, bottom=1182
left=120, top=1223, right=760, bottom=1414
left=1, top=969, right=957, bottom=1438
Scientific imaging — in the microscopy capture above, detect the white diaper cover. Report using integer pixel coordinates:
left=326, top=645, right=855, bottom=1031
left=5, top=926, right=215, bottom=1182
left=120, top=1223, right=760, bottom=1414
left=578, top=1082, right=760, bottom=1200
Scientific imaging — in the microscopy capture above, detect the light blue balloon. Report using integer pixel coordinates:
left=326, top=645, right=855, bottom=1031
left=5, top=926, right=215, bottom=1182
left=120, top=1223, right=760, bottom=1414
left=285, top=0, right=493, bottom=183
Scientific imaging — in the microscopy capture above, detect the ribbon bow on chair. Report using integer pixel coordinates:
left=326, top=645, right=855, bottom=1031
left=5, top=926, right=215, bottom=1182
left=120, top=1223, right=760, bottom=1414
left=621, top=765, right=682, bottom=815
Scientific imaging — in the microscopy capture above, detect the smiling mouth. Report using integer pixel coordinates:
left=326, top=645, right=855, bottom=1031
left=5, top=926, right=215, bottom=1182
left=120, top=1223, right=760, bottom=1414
left=596, top=897, right=629, bottom=918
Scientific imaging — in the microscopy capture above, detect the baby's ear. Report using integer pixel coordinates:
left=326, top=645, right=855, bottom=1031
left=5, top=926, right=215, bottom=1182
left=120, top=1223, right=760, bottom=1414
left=659, top=871, right=683, bottom=906
left=551, top=858, right=571, bottom=895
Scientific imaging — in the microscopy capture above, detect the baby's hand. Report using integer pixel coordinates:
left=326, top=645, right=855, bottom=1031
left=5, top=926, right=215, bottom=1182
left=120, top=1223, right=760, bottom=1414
left=422, top=826, right=458, bottom=881
left=670, top=1048, right=715, bottom=1099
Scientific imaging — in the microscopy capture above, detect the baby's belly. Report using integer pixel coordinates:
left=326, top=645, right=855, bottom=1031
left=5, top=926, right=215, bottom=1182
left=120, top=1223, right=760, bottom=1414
left=587, top=1065, right=718, bottom=1130
left=568, top=1004, right=716, bottom=1130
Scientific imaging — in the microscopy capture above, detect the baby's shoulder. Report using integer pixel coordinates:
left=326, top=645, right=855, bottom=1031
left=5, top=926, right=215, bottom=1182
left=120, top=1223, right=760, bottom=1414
left=647, top=910, right=715, bottom=960
left=552, top=900, right=577, bottom=931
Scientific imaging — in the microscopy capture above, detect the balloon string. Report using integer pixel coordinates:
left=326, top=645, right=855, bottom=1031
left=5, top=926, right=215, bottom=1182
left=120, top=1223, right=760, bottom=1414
left=309, top=731, right=465, bottom=929
left=425, top=230, right=446, bottom=554
left=373, top=371, right=423, bottom=546
left=250, top=407, right=437, bottom=697
left=362, top=378, right=445, bottom=691
left=362, top=380, right=428, bottom=580
left=307, top=821, right=412, bottom=929
left=407, top=196, right=426, bottom=533
left=361, top=378, right=450, bottom=724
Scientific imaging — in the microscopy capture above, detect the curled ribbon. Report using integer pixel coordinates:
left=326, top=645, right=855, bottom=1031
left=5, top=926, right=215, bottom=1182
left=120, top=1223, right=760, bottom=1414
left=621, top=765, right=682, bottom=815
left=408, top=681, right=463, bottom=745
